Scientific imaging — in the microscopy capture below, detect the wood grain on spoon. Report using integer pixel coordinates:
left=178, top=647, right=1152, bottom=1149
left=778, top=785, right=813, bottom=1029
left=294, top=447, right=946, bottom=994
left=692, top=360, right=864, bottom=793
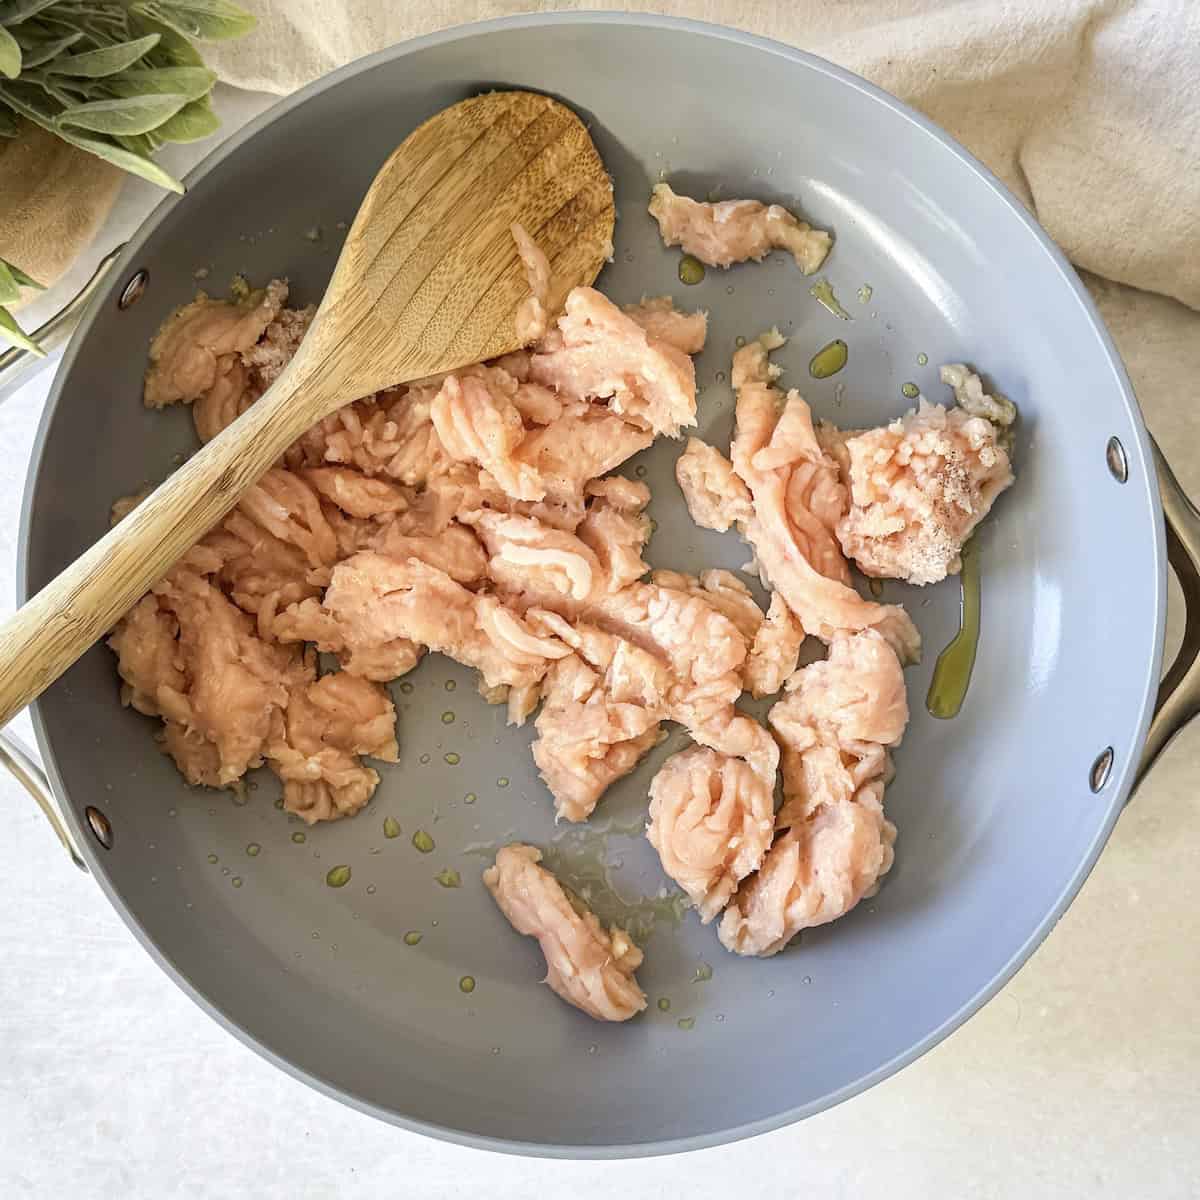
left=0, top=90, right=614, bottom=727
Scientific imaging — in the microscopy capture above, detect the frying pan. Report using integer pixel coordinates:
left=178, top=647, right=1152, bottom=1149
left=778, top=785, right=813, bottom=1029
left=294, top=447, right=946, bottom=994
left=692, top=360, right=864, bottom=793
left=8, top=13, right=1200, bottom=1158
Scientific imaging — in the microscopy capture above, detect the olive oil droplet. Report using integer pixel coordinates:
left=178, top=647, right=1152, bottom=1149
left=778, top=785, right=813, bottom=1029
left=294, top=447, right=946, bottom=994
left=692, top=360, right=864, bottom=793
left=857, top=283, right=873, bottom=304
left=207, top=853, right=218, bottom=864
left=657, top=997, right=671, bottom=1012
left=459, top=975, right=476, bottom=994
left=693, top=961, right=713, bottom=983
left=917, top=352, right=928, bottom=366
left=868, top=577, right=884, bottom=598
left=435, top=868, right=462, bottom=889
left=399, top=681, right=414, bottom=694
left=677, top=1017, right=696, bottom=1031
left=325, top=864, right=351, bottom=888
left=444, top=752, right=460, bottom=765
left=809, top=277, right=852, bottom=320
left=441, top=711, right=455, bottom=725
left=464, top=792, right=477, bottom=805
left=403, top=930, right=423, bottom=946
left=412, top=829, right=435, bottom=853
left=901, top=381, right=920, bottom=400
left=444, top=679, right=456, bottom=692
left=291, top=831, right=306, bottom=844
left=383, top=816, right=401, bottom=839
left=231, top=877, right=242, bottom=888
left=678, top=254, right=705, bottom=285
left=809, top=338, right=848, bottom=379
left=926, top=538, right=981, bottom=719
left=496, top=777, right=509, bottom=789
left=246, top=842, right=260, bottom=857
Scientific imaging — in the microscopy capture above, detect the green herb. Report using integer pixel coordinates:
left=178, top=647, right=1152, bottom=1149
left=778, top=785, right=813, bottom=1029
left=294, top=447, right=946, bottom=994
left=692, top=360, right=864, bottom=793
left=0, top=0, right=254, bottom=352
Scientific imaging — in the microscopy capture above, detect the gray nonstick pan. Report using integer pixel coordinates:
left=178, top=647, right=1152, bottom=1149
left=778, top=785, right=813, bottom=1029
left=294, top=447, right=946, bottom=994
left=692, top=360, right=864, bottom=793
left=8, top=13, right=1200, bottom=1158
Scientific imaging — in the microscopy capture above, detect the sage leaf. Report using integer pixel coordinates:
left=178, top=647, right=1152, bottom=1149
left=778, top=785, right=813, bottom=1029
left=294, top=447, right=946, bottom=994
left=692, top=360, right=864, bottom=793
left=153, top=91, right=216, bottom=142
left=130, top=1, right=256, bottom=43
left=47, top=33, right=159, bottom=77
left=114, top=129, right=164, bottom=156
left=0, top=307, right=45, bottom=357
left=57, top=90, right=188, bottom=135
left=129, top=14, right=204, bottom=68
left=1, top=0, right=61, bottom=26
left=0, top=261, right=20, bottom=305
left=4, top=260, right=43, bottom=289
left=12, top=29, right=81, bottom=69
left=0, top=24, right=20, bottom=77
left=110, top=65, right=215, bottom=101
left=0, top=84, right=183, bottom=191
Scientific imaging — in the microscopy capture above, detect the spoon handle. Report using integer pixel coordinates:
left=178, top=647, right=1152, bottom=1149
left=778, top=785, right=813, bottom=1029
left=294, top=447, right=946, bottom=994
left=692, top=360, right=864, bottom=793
left=0, top=356, right=332, bottom=728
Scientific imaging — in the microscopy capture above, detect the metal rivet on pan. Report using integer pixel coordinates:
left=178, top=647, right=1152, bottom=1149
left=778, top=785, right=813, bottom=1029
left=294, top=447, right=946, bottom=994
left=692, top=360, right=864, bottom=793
left=1089, top=747, right=1114, bottom=793
left=1106, top=436, right=1128, bottom=484
left=85, top=805, right=113, bottom=849
left=118, top=269, right=148, bottom=310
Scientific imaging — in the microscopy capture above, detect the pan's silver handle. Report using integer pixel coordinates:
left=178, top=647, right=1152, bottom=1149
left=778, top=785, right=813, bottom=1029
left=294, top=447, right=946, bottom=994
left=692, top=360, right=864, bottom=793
left=1136, top=440, right=1200, bottom=788
left=0, top=246, right=126, bottom=406
left=0, top=729, right=86, bottom=870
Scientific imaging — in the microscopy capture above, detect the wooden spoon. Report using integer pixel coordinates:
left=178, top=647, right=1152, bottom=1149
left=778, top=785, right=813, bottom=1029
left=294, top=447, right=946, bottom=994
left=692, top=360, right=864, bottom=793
left=0, top=90, right=614, bottom=727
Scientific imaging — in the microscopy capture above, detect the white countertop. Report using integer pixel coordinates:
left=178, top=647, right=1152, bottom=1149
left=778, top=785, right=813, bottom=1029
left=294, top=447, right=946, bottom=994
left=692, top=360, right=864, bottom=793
left=1, top=85, right=1197, bottom=1200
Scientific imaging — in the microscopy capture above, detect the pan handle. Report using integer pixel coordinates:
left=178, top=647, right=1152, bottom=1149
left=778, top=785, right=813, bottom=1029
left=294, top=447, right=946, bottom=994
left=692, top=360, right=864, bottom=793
left=0, top=246, right=126, bottom=407
left=0, top=730, right=86, bottom=870
left=1136, top=440, right=1200, bottom=788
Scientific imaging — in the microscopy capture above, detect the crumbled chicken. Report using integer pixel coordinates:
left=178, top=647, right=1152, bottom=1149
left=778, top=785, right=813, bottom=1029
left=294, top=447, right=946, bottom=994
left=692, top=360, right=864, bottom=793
left=276, top=552, right=568, bottom=724
left=529, top=287, right=697, bottom=437
left=719, top=630, right=907, bottom=956
left=267, top=671, right=399, bottom=824
left=646, top=745, right=774, bottom=923
left=526, top=613, right=668, bottom=820
left=623, top=295, right=708, bottom=354
left=483, top=844, right=647, bottom=1022
left=835, top=396, right=1014, bottom=585
left=648, top=182, right=832, bottom=275
left=143, top=279, right=287, bottom=410
left=511, top=222, right=552, bottom=343
left=729, top=331, right=921, bottom=662
left=745, top=592, right=805, bottom=698
left=675, top=438, right=754, bottom=533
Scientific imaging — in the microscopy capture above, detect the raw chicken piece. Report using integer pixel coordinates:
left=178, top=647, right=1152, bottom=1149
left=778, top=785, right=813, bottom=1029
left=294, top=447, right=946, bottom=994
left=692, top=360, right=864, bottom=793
left=242, top=304, right=315, bottom=390
left=431, top=373, right=545, bottom=502
left=675, top=438, right=754, bottom=532
left=719, top=630, right=907, bottom=957
left=528, top=612, right=669, bottom=820
left=623, top=295, right=708, bottom=355
left=108, top=566, right=312, bottom=787
left=108, top=595, right=184, bottom=717
left=201, top=509, right=323, bottom=634
left=836, top=397, right=1014, bottom=585
left=511, top=222, right=552, bottom=343
left=648, top=182, right=832, bottom=275
left=192, top=357, right=257, bottom=444
left=576, top=484, right=652, bottom=594
left=143, top=279, right=287, bottom=409
left=647, top=745, right=774, bottom=923
left=730, top=332, right=921, bottom=662
left=370, top=519, right=487, bottom=587
left=511, top=406, right=652, bottom=509
left=280, top=553, right=568, bottom=722
left=823, top=362, right=1016, bottom=586
left=483, top=844, right=647, bottom=1022
left=267, top=671, right=398, bottom=824
left=745, top=592, right=805, bottom=699
left=651, top=568, right=763, bottom=643
left=237, top=468, right=340, bottom=571
left=303, top=467, right=409, bottom=520
left=529, top=287, right=697, bottom=437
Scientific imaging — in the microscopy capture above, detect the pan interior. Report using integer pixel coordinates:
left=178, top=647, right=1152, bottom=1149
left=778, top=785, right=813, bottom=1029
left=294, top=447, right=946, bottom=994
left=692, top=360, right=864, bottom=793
left=25, top=17, right=1160, bottom=1153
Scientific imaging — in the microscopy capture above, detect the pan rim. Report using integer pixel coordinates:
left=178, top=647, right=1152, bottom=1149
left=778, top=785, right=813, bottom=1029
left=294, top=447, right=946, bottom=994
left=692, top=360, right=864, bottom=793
left=18, top=9, right=1166, bottom=1159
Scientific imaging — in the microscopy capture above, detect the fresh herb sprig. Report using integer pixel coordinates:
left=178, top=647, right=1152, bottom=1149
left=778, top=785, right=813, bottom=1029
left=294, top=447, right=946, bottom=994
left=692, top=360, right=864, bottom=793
left=0, top=0, right=255, bottom=352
